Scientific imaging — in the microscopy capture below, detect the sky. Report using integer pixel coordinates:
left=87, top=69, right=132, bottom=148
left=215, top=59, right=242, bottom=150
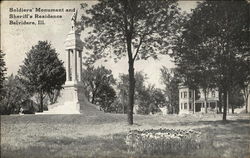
left=1, top=1, right=198, bottom=88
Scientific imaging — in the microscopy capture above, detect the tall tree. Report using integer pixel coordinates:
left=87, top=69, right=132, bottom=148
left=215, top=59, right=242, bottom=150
left=82, top=66, right=116, bottom=104
left=0, top=50, right=6, bottom=97
left=137, top=85, right=165, bottom=115
left=150, top=87, right=166, bottom=110
left=80, top=0, right=180, bottom=124
left=95, top=84, right=117, bottom=112
left=18, top=41, right=65, bottom=112
left=171, top=0, right=249, bottom=121
left=172, top=5, right=218, bottom=113
left=117, top=72, right=163, bottom=115
left=160, top=67, right=180, bottom=114
left=117, top=72, right=148, bottom=114
left=0, top=75, right=31, bottom=115
left=229, top=83, right=245, bottom=114
left=234, top=59, right=250, bottom=113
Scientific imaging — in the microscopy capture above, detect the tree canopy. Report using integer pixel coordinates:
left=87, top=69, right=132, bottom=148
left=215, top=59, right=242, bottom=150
left=171, top=0, right=250, bottom=120
left=117, top=72, right=165, bottom=114
left=18, top=41, right=66, bottom=112
left=160, top=67, right=180, bottom=114
left=0, top=75, right=31, bottom=115
left=81, top=0, right=180, bottom=124
left=95, top=83, right=117, bottom=112
left=82, top=66, right=116, bottom=103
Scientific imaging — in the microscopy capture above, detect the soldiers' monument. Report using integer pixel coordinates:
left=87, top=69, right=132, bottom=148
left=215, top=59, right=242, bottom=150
left=46, top=10, right=99, bottom=114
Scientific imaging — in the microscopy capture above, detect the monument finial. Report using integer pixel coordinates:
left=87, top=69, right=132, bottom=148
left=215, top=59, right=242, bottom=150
left=71, top=9, right=78, bottom=31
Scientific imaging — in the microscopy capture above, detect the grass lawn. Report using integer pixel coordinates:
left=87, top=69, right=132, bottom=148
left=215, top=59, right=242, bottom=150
left=1, top=112, right=250, bottom=158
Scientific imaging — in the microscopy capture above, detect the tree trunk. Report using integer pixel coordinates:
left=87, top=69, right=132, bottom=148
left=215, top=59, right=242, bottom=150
left=219, top=90, right=222, bottom=113
left=122, top=89, right=125, bottom=114
left=40, top=91, right=44, bottom=112
left=246, top=96, right=248, bottom=113
left=227, top=91, right=229, bottom=114
left=126, top=30, right=135, bottom=125
left=49, top=90, right=59, bottom=104
left=127, top=57, right=135, bottom=125
left=229, top=90, right=234, bottom=114
left=193, top=90, right=195, bottom=114
left=244, top=89, right=249, bottom=113
left=91, top=92, right=95, bottom=104
left=6, top=106, right=11, bottom=115
left=223, top=90, right=227, bottom=121
left=232, top=104, right=234, bottom=114
left=204, top=89, right=208, bottom=113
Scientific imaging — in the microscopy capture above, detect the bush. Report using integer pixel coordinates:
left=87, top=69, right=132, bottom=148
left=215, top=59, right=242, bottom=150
left=125, top=128, right=201, bottom=155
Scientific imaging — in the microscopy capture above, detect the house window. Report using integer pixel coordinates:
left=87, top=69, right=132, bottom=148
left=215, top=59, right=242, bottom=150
left=189, top=91, right=192, bottom=98
left=181, top=103, right=183, bottom=109
left=181, top=92, right=182, bottom=98
left=212, top=91, right=216, bottom=97
left=184, top=103, right=187, bottom=109
left=184, top=92, right=187, bottom=98
left=189, top=103, right=192, bottom=109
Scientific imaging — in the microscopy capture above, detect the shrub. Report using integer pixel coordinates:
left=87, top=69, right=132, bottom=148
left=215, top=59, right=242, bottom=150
left=125, top=128, right=201, bottom=155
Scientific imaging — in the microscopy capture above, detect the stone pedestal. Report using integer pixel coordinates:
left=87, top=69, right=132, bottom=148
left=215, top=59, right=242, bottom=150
left=46, top=82, right=84, bottom=114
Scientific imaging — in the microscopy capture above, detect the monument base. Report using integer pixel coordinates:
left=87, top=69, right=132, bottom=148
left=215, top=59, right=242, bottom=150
left=44, top=81, right=101, bottom=114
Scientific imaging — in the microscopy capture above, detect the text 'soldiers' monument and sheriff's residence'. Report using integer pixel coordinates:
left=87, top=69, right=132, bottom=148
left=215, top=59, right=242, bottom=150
left=44, top=10, right=99, bottom=114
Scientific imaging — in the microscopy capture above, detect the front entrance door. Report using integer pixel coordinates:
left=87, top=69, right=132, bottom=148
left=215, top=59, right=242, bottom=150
left=195, top=103, right=201, bottom=112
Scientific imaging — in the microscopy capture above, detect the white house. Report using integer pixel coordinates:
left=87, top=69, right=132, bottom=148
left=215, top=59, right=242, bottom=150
left=179, top=85, right=219, bottom=114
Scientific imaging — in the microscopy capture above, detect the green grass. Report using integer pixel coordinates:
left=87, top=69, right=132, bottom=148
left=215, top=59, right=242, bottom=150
left=1, top=113, right=250, bottom=158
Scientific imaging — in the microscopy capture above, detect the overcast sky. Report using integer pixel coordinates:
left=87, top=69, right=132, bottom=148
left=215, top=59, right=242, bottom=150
left=1, top=1, right=198, bottom=88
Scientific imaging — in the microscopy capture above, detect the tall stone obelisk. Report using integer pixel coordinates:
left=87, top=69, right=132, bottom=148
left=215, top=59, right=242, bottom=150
left=46, top=10, right=100, bottom=114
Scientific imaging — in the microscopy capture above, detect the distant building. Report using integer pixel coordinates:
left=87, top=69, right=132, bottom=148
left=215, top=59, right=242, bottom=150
left=179, top=85, right=219, bottom=114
